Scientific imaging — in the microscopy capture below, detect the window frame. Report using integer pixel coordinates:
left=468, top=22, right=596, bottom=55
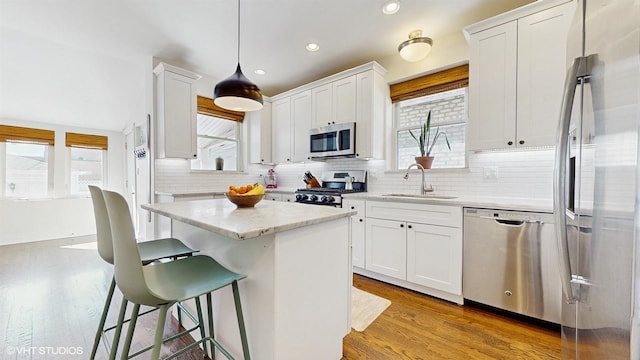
left=190, top=113, right=243, bottom=172
left=0, top=125, right=56, bottom=199
left=389, top=64, right=470, bottom=171
left=393, top=88, right=468, bottom=170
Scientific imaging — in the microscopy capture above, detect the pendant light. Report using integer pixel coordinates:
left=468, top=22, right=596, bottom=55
left=214, top=0, right=263, bottom=112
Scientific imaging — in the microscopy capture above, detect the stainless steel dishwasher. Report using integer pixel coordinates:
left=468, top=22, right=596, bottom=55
left=463, top=208, right=561, bottom=324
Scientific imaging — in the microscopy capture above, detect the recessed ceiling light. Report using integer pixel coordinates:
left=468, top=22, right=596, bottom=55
left=306, top=43, right=320, bottom=52
left=382, top=0, right=400, bottom=15
left=254, top=69, right=266, bottom=75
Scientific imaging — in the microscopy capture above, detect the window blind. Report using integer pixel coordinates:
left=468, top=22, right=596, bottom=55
left=390, top=64, right=469, bottom=103
left=65, top=132, right=108, bottom=150
left=197, top=96, right=245, bottom=122
left=0, top=124, right=55, bottom=145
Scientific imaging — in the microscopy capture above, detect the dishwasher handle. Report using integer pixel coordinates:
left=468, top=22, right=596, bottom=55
left=479, top=216, right=543, bottom=226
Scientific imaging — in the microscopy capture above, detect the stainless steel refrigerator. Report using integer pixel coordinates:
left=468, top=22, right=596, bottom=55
left=554, top=0, right=639, bottom=358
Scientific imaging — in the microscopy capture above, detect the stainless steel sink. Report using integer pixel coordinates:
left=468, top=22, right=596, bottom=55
left=381, top=193, right=458, bottom=200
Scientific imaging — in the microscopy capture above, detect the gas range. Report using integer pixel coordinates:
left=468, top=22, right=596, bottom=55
left=295, top=170, right=367, bottom=207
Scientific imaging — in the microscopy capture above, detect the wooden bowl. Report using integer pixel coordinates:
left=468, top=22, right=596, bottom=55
left=225, top=193, right=264, bottom=208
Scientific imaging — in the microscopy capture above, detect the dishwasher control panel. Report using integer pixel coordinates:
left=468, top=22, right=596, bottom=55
left=464, top=208, right=553, bottom=223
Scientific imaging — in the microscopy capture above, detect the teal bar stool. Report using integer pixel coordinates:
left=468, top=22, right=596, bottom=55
left=102, top=189, right=251, bottom=360
left=88, top=186, right=198, bottom=360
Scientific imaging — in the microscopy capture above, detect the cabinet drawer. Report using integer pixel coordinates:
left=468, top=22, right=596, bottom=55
left=342, top=199, right=365, bottom=217
left=366, top=200, right=461, bottom=228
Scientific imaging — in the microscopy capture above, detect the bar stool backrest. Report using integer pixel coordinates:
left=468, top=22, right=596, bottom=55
left=88, top=185, right=114, bottom=265
left=102, top=189, right=166, bottom=306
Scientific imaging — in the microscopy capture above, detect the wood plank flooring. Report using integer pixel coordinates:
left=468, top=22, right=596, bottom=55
left=343, top=274, right=561, bottom=359
left=1, top=236, right=561, bottom=359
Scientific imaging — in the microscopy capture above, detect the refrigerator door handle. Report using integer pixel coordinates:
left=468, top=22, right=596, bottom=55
left=553, top=55, right=594, bottom=304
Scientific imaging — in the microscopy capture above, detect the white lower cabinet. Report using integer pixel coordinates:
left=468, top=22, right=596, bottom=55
left=365, top=218, right=406, bottom=279
left=406, top=222, right=462, bottom=295
left=343, top=199, right=366, bottom=269
left=364, top=200, right=463, bottom=303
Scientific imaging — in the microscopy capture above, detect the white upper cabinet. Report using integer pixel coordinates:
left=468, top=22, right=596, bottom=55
left=516, top=3, right=574, bottom=147
left=247, top=101, right=272, bottom=164
left=272, top=97, right=292, bottom=163
left=291, top=90, right=312, bottom=162
left=332, top=75, right=357, bottom=125
left=310, top=75, right=357, bottom=129
left=311, top=83, right=333, bottom=128
left=153, top=63, right=201, bottom=158
left=465, top=0, right=574, bottom=150
left=355, top=69, right=387, bottom=159
left=270, top=62, right=388, bottom=163
left=468, top=22, right=517, bottom=150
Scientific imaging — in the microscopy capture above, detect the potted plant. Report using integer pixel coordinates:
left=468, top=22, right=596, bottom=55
left=409, top=110, right=451, bottom=169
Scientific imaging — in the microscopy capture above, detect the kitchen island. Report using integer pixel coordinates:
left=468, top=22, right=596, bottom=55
left=142, top=199, right=355, bottom=360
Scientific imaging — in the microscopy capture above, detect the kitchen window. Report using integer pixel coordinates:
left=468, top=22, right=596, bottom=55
left=396, top=88, right=467, bottom=169
left=0, top=125, right=55, bottom=198
left=191, top=96, right=245, bottom=171
left=66, top=132, right=108, bottom=195
left=190, top=114, right=240, bottom=171
left=391, top=64, right=469, bottom=170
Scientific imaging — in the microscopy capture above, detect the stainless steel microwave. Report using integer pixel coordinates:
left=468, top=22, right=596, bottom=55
left=309, top=122, right=356, bottom=159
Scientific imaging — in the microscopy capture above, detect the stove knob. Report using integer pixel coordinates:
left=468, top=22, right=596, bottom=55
left=310, top=195, right=318, bottom=202
left=321, top=195, right=335, bottom=203
left=296, top=194, right=304, bottom=201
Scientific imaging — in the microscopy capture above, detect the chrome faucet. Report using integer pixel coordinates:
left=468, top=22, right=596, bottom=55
left=404, top=163, right=434, bottom=194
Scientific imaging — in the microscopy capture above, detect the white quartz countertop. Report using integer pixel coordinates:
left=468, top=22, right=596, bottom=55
left=343, top=192, right=554, bottom=213
left=142, top=198, right=355, bottom=240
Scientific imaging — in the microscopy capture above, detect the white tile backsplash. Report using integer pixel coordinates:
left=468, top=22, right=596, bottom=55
left=155, top=148, right=557, bottom=202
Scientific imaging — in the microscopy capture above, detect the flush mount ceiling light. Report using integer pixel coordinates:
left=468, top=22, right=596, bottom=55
left=398, top=30, right=433, bottom=62
left=382, top=0, right=400, bottom=15
left=254, top=69, right=266, bottom=75
left=214, top=0, right=263, bottom=112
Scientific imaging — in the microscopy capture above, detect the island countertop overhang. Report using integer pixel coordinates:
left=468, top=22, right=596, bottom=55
left=142, top=199, right=356, bottom=240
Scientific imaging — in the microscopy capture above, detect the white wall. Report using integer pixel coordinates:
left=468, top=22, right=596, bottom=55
left=0, top=118, right=124, bottom=245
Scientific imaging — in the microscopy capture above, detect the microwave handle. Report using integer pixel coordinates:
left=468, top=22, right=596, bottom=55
left=337, top=130, right=344, bottom=151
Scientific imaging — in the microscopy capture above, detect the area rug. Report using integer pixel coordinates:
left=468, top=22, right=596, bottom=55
left=351, top=287, right=391, bottom=332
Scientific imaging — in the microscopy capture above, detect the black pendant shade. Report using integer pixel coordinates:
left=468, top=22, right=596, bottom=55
left=214, top=63, right=263, bottom=112
left=213, top=0, right=263, bottom=112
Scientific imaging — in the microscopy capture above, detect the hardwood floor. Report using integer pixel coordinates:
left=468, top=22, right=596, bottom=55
left=343, top=275, right=561, bottom=359
left=1, top=236, right=561, bottom=359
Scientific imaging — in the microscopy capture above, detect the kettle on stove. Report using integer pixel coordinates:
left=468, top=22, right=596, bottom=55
left=344, top=175, right=354, bottom=190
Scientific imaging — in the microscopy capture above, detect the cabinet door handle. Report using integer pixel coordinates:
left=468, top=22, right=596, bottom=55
left=359, top=219, right=363, bottom=223
left=408, top=224, right=413, bottom=229
left=400, top=224, right=404, bottom=228
left=507, top=141, right=514, bottom=146
left=350, top=206, right=355, bottom=210
left=519, top=140, right=525, bottom=145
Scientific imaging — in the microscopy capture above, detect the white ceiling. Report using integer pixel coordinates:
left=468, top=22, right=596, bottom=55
left=0, top=0, right=534, bottom=132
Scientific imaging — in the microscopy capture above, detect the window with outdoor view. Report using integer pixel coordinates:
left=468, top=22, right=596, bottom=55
left=66, top=132, right=108, bottom=195
left=190, top=113, right=240, bottom=171
left=391, top=64, right=468, bottom=170
left=0, top=125, right=55, bottom=198
left=190, top=96, right=244, bottom=171
left=396, top=88, right=467, bottom=169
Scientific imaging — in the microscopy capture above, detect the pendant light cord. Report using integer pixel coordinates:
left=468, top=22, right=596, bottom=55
left=237, top=0, right=241, bottom=64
